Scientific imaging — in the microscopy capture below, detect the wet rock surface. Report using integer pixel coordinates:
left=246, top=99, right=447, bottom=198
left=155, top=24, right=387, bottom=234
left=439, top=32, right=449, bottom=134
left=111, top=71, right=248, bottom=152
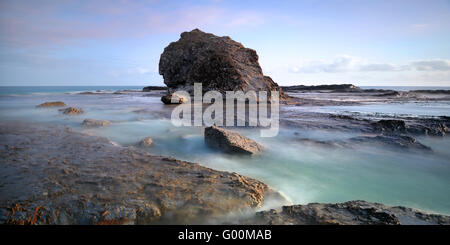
left=0, top=122, right=284, bottom=224
left=36, top=101, right=66, bottom=108
left=205, top=126, right=264, bottom=155
left=161, top=93, right=188, bottom=104
left=349, top=135, right=432, bottom=152
left=240, top=200, right=450, bottom=225
left=139, top=137, right=153, bottom=147
left=159, top=29, right=285, bottom=99
left=82, top=119, right=111, bottom=127
left=59, top=107, right=84, bottom=115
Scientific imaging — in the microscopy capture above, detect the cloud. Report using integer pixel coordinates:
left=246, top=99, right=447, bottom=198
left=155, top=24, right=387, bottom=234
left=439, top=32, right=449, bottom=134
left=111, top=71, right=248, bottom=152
left=290, top=57, right=450, bottom=73
left=410, top=59, right=450, bottom=71
left=0, top=0, right=267, bottom=49
left=290, top=55, right=360, bottom=73
left=359, top=63, right=398, bottom=71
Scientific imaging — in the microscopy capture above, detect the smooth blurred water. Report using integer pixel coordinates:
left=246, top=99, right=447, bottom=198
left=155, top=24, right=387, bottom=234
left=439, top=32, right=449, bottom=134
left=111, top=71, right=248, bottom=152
left=318, top=101, right=450, bottom=118
left=1, top=87, right=449, bottom=215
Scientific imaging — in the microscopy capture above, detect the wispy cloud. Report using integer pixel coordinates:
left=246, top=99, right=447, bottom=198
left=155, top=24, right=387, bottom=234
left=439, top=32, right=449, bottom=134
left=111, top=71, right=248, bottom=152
left=290, top=56, right=450, bottom=73
left=0, top=0, right=267, bottom=49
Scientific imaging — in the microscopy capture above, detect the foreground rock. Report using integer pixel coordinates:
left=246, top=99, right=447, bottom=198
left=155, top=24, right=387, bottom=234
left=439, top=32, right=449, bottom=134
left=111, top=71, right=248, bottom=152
left=82, top=119, right=111, bottom=127
left=139, top=137, right=153, bottom=147
left=240, top=200, right=450, bottom=225
left=204, top=126, right=263, bottom=155
left=161, top=93, right=188, bottom=104
left=36, top=101, right=66, bottom=108
left=159, top=29, right=285, bottom=99
left=0, top=122, right=284, bottom=224
left=59, top=107, right=84, bottom=115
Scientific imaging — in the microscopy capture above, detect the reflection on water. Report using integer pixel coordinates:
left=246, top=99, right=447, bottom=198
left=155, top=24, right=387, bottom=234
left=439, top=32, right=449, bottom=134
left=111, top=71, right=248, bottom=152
left=1, top=91, right=449, bottom=215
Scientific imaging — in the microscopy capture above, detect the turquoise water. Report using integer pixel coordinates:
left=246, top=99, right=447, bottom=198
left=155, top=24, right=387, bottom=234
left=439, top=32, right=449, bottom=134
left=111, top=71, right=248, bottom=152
left=1, top=86, right=449, bottom=215
left=318, top=101, right=450, bottom=118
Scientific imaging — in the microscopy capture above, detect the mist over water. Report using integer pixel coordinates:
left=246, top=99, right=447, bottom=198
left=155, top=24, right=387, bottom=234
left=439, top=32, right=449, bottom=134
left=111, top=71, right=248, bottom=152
left=1, top=87, right=449, bottom=215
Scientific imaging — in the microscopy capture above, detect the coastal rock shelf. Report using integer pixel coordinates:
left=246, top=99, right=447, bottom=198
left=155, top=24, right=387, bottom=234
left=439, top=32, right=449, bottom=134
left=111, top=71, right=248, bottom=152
left=0, top=122, right=284, bottom=225
left=240, top=200, right=450, bottom=225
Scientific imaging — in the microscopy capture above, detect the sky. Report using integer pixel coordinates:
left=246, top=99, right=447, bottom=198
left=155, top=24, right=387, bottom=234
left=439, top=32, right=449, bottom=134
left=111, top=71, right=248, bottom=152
left=0, top=0, right=449, bottom=86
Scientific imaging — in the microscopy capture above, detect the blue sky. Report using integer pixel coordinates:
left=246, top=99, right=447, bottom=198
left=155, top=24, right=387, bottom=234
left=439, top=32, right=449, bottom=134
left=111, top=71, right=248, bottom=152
left=0, top=0, right=449, bottom=86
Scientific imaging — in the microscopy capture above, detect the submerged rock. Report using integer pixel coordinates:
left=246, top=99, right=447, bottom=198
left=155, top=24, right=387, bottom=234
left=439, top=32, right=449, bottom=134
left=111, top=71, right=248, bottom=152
left=59, top=107, right=84, bottom=115
left=82, top=119, right=111, bottom=127
left=204, top=126, right=263, bottom=155
left=349, top=135, right=432, bottom=151
left=36, top=101, right=66, bottom=108
left=371, top=119, right=407, bottom=134
left=159, top=29, right=285, bottom=99
left=241, top=200, right=450, bottom=225
left=0, top=122, right=285, bottom=225
left=161, top=93, right=188, bottom=104
left=139, top=137, right=153, bottom=147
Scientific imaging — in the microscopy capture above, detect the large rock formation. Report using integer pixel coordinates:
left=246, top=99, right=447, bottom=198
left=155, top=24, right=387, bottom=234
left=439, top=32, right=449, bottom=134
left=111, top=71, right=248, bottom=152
left=204, top=126, right=263, bottom=155
left=159, top=29, right=285, bottom=99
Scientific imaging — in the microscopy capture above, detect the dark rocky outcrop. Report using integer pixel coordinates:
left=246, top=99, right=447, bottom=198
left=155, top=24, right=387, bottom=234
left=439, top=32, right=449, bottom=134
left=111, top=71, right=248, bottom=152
left=142, top=86, right=167, bottom=92
left=371, top=120, right=407, bottom=134
left=204, top=126, right=263, bottom=155
left=36, top=101, right=66, bottom=108
left=82, top=119, right=111, bottom=127
left=59, top=107, right=84, bottom=115
left=159, top=29, right=286, bottom=99
left=240, top=200, right=450, bottom=225
left=282, top=84, right=361, bottom=92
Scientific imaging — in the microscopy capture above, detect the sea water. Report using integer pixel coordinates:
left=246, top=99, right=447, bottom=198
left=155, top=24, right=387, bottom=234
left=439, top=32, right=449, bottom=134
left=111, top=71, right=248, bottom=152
left=0, top=86, right=449, bottom=215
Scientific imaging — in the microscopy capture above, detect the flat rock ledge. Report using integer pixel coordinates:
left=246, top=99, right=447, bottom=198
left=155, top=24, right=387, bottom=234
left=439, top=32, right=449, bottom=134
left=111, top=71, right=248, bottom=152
left=204, top=126, right=264, bottom=155
left=36, top=101, right=66, bottom=108
left=239, top=200, right=450, bottom=225
left=0, top=122, right=283, bottom=225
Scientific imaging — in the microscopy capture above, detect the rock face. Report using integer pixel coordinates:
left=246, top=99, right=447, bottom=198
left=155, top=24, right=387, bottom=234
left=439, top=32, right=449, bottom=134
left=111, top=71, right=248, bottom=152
left=139, top=137, right=153, bottom=147
left=241, top=200, right=450, bottom=225
left=82, top=119, right=111, bottom=127
left=36, top=101, right=66, bottom=108
left=159, top=29, right=285, bottom=98
left=0, top=122, right=284, bottom=225
left=204, top=126, right=263, bottom=155
left=59, top=107, right=84, bottom=115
